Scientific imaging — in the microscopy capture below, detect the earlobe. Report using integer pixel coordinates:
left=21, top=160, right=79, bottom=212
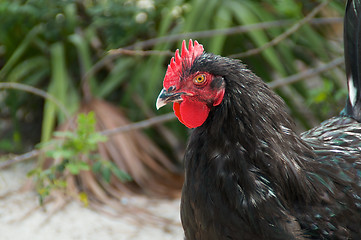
left=213, top=88, right=225, bottom=106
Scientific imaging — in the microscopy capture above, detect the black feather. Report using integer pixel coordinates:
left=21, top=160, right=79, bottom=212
left=180, top=1, right=361, bottom=239
left=342, top=0, right=361, bottom=121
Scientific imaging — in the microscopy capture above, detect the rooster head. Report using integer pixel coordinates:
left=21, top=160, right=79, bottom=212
left=156, top=40, right=225, bottom=128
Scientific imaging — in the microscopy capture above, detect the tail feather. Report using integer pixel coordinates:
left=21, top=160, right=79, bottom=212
left=343, top=0, right=361, bottom=121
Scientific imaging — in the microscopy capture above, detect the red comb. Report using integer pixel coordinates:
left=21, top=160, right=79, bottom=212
left=163, top=39, right=204, bottom=89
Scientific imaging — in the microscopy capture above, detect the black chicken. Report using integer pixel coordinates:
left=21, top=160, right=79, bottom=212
left=156, top=1, right=361, bottom=239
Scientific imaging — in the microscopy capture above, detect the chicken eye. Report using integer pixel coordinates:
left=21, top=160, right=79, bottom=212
left=193, top=74, right=206, bottom=85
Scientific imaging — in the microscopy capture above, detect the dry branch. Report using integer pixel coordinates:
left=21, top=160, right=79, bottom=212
left=269, top=57, right=344, bottom=89
left=108, top=49, right=173, bottom=57
left=83, top=17, right=342, bottom=84
left=125, top=18, right=341, bottom=50
left=0, top=82, right=71, bottom=120
left=0, top=112, right=176, bottom=169
left=100, top=112, right=176, bottom=136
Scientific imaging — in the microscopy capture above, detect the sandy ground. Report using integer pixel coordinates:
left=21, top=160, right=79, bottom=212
left=0, top=163, right=184, bottom=240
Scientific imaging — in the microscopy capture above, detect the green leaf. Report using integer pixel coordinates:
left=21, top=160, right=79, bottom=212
left=78, top=192, right=89, bottom=207
left=53, top=131, right=76, bottom=138
left=66, top=163, right=79, bottom=174
left=46, top=149, right=75, bottom=159
left=77, top=112, right=96, bottom=136
left=77, top=161, right=90, bottom=170
left=54, top=179, right=67, bottom=188
left=226, top=1, right=286, bottom=75
left=27, top=168, right=41, bottom=178
left=110, top=163, right=132, bottom=182
left=69, top=33, right=98, bottom=93
left=101, top=165, right=111, bottom=183
left=66, top=161, right=90, bottom=175
left=97, top=58, right=134, bottom=98
left=7, top=56, right=48, bottom=83
left=92, top=161, right=102, bottom=173
left=41, top=42, right=69, bottom=143
left=209, top=7, right=232, bottom=55
left=87, top=133, right=107, bottom=144
left=0, top=25, right=43, bottom=80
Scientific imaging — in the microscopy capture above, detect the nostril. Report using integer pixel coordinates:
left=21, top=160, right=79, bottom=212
left=168, top=86, right=176, bottom=92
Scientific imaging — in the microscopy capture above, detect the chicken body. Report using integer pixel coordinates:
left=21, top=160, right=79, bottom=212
left=156, top=1, right=361, bottom=239
left=180, top=54, right=361, bottom=239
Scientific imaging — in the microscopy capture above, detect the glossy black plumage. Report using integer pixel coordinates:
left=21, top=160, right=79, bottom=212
left=180, top=1, right=361, bottom=239
left=343, top=0, right=361, bottom=121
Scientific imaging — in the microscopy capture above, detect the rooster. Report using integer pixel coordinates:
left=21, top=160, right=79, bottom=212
left=156, top=1, right=361, bottom=239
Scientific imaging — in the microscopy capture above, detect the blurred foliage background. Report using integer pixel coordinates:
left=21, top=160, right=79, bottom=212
left=0, top=0, right=347, bottom=157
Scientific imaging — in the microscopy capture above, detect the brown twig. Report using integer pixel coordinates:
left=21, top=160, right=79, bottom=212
left=268, top=57, right=344, bottom=89
left=133, top=95, right=184, bottom=161
left=82, top=17, right=342, bottom=84
left=81, top=49, right=174, bottom=86
left=0, top=113, right=176, bottom=169
left=99, top=112, right=176, bottom=136
left=0, top=149, right=40, bottom=169
left=125, top=17, right=342, bottom=50
left=108, top=49, right=173, bottom=57
left=0, top=82, right=71, bottom=120
left=229, top=0, right=332, bottom=59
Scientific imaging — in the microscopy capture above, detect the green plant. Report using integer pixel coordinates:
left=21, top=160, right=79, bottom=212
left=28, top=112, right=131, bottom=204
left=0, top=0, right=347, bottom=172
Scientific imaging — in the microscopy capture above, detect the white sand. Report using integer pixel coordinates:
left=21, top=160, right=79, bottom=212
left=0, top=163, right=184, bottom=240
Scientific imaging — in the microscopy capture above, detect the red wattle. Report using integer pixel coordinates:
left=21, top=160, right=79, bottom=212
left=173, top=100, right=210, bottom=128
left=173, top=102, right=184, bottom=124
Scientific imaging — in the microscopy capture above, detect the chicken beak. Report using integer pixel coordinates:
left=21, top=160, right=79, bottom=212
left=156, top=88, right=168, bottom=110
left=156, top=88, right=185, bottom=110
